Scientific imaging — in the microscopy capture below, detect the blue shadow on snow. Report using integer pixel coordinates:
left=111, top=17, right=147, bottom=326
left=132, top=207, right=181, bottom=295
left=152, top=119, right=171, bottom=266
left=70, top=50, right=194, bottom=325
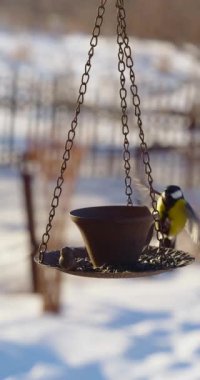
left=108, top=309, right=170, bottom=329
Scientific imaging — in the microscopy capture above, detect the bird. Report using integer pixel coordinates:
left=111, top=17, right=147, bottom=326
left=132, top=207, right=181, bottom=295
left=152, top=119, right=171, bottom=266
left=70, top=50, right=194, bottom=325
left=133, top=180, right=200, bottom=248
left=156, top=185, right=187, bottom=247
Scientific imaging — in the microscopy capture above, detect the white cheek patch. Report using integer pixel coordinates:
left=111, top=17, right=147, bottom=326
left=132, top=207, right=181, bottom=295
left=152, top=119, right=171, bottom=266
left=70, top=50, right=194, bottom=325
left=171, top=190, right=183, bottom=199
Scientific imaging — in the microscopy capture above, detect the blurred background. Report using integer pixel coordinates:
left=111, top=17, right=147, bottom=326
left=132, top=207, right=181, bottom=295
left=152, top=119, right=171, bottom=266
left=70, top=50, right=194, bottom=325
left=0, top=0, right=200, bottom=41
left=1, top=1, right=200, bottom=379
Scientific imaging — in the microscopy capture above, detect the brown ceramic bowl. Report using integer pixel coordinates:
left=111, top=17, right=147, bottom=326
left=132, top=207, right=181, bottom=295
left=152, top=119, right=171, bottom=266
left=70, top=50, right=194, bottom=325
left=70, top=205, right=153, bottom=267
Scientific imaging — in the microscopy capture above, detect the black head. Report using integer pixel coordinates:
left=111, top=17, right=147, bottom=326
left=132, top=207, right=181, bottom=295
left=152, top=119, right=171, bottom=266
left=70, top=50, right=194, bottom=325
left=162, top=185, right=184, bottom=208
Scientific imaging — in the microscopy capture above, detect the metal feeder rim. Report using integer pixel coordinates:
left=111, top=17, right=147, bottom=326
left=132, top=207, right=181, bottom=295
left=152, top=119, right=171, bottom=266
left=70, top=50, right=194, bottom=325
left=35, top=245, right=195, bottom=279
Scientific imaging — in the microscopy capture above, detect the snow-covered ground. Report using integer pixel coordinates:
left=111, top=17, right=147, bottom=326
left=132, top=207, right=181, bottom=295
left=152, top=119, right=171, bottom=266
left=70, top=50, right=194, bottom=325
left=1, top=29, right=200, bottom=380
left=1, top=264, right=200, bottom=380
left=1, top=167, right=200, bottom=380
left=0, top=28, right=200, bottom=107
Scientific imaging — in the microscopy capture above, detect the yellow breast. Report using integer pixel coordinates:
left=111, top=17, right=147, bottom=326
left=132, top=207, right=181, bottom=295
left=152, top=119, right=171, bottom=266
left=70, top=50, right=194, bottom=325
left=168, top=199, right=187, bottom=236
left=157, top=197, right=187, bottom=237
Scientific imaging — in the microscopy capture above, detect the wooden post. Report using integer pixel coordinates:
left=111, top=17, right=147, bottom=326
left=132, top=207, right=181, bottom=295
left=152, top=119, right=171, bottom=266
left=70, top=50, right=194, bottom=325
left=21, top=163, right=62, bottom=312
left=20, top=169, right=39, bottom=293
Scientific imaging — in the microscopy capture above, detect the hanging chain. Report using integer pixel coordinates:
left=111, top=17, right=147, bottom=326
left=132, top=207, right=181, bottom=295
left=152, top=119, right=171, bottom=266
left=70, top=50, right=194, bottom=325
left=116, top=0, right=164, bottom=243
left=117, top=11, right=133, bottom=205
left=39, top=0, right=107, bottom=261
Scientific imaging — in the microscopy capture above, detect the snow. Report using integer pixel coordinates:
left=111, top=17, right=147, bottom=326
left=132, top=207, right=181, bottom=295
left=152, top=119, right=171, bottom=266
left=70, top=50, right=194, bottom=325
left=0, top=28, right=200, bottom=89
left=1, top=266, right=200, bottom=380
left=1, top=29, right=200, bottom=380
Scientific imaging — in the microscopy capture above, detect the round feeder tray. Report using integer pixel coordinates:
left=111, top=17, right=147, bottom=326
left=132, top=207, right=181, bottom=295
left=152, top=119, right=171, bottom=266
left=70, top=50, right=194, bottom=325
left=36, top=246, right=195, bottom=279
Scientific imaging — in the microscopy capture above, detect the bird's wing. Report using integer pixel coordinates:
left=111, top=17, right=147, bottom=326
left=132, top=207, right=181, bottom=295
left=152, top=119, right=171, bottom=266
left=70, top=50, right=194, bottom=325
left=132, top=176, right=161, bottom=207
left=185, top=202, right=200, bottom=245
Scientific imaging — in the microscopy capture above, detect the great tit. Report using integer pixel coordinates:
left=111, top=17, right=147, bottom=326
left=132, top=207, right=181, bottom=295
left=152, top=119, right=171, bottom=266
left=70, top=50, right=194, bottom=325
left=134, top=181, right=200, bottom=248
left=157, top=185, right=200, bottom=247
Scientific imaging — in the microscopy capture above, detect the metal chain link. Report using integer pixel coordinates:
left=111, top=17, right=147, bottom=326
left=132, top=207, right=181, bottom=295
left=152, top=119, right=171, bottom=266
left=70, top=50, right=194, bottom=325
left=117, top=11, right=133, bottom=205
left=116, top=0, right=164, bottom=243
left=39, top=0, right=108, bottom=261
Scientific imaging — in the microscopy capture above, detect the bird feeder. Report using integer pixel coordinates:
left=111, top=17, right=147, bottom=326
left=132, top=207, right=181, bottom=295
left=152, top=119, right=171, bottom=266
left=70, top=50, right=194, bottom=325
left=35, top=0, right=194, bottom=278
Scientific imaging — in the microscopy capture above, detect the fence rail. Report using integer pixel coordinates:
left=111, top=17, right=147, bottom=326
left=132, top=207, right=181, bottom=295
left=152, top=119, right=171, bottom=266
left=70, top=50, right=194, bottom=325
left=0, top=69, right=200, bottom=186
